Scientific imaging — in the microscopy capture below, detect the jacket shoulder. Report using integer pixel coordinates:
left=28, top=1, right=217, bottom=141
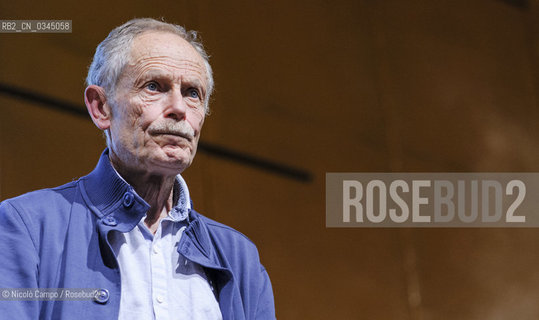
left=197, top=213, right=258, bottom=248
left=1, top=180, right=79, bottom=213
left=192, top=211, right=265, bottom=266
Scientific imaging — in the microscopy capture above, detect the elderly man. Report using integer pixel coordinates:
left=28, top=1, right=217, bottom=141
left=0, top=18, right=275, bottom=320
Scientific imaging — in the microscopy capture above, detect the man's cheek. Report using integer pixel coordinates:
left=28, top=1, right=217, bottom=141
left=187, top=118, right=204, bottom=136
left=195, top=113, right=206, bottom=132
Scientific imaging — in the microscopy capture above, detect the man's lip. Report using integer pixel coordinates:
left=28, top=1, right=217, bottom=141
left=151, top=131, right=192, bottom=141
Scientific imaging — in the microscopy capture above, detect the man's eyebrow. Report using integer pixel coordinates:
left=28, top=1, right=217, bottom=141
left=132, top=70, right=171, bottom=87
left=134, top=70, right=206, bottom=91
left=184, top=78, right=203, bottom=88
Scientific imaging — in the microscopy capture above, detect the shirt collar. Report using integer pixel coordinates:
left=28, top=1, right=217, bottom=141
left=170, top=174, right=191, bottom=222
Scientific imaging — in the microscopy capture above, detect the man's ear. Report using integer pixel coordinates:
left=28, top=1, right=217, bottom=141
left=84, top=85, right=112, bottom=130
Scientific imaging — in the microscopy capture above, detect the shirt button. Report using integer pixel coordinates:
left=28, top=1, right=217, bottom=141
left=153, top=247, right=159, bottom=254
left=122, top=192, right=134, bottom=208
left=94, top=288, right=109, bottom=304
left=103, top=216, right=117, bottom=226
left=156, top=296, right=164, bottom=303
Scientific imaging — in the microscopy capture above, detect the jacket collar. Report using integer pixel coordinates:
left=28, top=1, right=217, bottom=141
left=80, top=150, right=225, bottom=266
left=80, top=149, right=194, bottom=232
left=80, top=149, right=150, bottom=233
left=80, top=150, right=235, bottom=314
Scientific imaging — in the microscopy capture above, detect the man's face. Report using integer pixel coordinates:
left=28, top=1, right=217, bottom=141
left=107, top=31, right=208, bottom=176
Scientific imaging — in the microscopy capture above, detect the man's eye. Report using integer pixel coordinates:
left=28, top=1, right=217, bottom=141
left=187, top=88, right=200, bottom=99
left=146, top=82, right=159, bottom=91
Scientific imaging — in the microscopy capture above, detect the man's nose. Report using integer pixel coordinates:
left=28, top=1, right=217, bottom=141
left=164, top=89, right=187, bottom=120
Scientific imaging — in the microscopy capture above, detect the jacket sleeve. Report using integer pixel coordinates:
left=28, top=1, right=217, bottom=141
left=0, top=201, right=40, bottom=319
left=255, top=265, right=276, bottom=319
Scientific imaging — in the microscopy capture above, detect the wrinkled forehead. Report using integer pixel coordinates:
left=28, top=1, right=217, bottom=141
left=124, top=31, right=208, bottom=81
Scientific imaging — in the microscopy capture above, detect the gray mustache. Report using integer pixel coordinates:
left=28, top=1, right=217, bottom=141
left=148, top=121, right=194, bottom=140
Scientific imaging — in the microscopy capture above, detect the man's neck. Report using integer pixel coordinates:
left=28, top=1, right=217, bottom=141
left=110, top=156, right=177, bottom=234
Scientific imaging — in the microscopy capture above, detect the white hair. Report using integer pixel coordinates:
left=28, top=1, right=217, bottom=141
left=86, top=17, right=214, bottom=113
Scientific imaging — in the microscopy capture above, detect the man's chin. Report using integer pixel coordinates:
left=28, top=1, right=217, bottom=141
left=160, top=145, right=192, bottom=159
left=152, top=151, right=192, bottom=173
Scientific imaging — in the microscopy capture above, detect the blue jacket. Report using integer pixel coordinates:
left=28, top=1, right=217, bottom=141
left=0, top=150, right=276, bottom=319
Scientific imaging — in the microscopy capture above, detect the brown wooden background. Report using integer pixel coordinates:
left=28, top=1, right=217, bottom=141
left=2, top=0, right=539, bottom=319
